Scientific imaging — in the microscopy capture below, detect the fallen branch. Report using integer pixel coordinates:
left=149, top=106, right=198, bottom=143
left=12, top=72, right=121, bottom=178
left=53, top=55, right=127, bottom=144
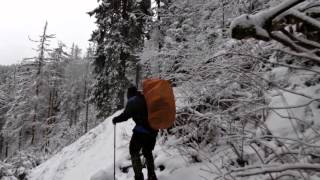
left=232, top=163, right=320, bottom=177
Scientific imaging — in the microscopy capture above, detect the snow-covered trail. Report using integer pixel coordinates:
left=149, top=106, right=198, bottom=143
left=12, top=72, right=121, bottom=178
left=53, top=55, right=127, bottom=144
left=29, top=111, right=209, bottom=180
left=29, top=111, right=127, bottom=180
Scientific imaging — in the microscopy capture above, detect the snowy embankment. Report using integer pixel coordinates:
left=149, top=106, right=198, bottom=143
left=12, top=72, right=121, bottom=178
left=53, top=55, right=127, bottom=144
left=28, top=111, right=211, bottom=180
left=265, top=67, right=320, bottom=139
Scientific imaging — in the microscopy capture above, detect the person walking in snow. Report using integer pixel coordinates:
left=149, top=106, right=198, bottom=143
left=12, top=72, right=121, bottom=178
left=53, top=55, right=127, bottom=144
left=113, top=86, right=158, bottom=180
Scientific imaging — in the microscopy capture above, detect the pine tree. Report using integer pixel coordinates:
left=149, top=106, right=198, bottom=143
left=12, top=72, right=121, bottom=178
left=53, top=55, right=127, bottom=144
left=89, top=0, right=151, bottom=118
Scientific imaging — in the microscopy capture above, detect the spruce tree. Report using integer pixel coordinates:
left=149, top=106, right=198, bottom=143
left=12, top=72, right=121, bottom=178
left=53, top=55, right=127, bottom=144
left=89, top=0, right=151, bottom=118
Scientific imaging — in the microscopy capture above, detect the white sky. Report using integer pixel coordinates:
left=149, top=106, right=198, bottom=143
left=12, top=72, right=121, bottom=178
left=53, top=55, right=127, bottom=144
left=0, top=0, right=97, bottom=65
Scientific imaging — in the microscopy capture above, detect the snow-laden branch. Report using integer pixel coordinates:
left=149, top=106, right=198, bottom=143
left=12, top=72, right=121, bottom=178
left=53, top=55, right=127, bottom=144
left=289, top=9, right=320, bottom=30
left=265, top=98, right=320, bottom=110
left=232, top=163, right=320, bottom=177
left=226, top=52, right=320, bottom=74
left=231, top=0, right=305, bottom=41
left=231, top=0, right=320, bottom=62
left=277, top=49, right=320, bottom=63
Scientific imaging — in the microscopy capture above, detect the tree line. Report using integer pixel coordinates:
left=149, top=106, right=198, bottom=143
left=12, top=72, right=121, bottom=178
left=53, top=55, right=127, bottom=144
left=0, top=22, right=98, bottom=158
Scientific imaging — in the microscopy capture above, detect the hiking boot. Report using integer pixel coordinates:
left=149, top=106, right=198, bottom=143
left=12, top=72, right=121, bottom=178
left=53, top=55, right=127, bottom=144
left=134, top=173, right=144, bottom=180
left=147, top=173, right=158, bottom=180
left=131, top=154, right=144, bottom=180
left=144, top=152, right=157, bottom=180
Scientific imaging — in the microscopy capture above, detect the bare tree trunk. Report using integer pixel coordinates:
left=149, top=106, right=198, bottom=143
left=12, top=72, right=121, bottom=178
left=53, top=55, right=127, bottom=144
left=44, top=90, right=53, bottom=149
left=31, top=105, right=37, bottom=144
left=84, top=61, right=90, bottom=133
left=5, top=141, right=8, bottom=158
left=221, top=0, right=226, bottom=37
left=157, top=0, right=163, bottom=50
left=85, top=94, right=89, bottom=133
left=136, top=63, right=141, bottom=88
left=13, top=65, right=16, bottom=96
left=69, top=112, right=73, bottom=127
left=31, top=21, right=48, bottom=145
left=117, top=51, right=126, bottom=110
left=0, top=134, right=3, bottom=159
left=74, top=95, right=80, bottom=125
left=83, top=80, right=87, bottom=102
left=18, top=129, right=22, bottom=151
left=47, top=91, right=53, bottom=119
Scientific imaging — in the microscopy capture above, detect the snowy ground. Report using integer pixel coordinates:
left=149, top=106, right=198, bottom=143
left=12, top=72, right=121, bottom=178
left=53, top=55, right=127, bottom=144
left=28, top=111, right=212, bottom=180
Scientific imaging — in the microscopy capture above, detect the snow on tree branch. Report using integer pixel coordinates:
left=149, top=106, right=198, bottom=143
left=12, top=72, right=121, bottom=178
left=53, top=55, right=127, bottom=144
left=232, top=163, right=320, bottom=177
left=289, top=9, right=320, bottom=30
left=231, top=0, right=305, bottom=41
left=231, top=0, right=320, bottom=62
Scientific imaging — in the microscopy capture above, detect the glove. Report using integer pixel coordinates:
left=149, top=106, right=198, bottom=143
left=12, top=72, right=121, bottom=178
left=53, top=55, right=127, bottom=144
left=112, top=117, right=118, bottom=125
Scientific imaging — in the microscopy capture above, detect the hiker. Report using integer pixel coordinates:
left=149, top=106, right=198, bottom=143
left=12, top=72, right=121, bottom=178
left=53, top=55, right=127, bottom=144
left=112, top=86, right=158, bottom=180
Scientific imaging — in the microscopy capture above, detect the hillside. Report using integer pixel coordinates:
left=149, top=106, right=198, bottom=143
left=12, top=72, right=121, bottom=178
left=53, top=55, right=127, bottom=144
left=28, top=111, right=212, bottom=180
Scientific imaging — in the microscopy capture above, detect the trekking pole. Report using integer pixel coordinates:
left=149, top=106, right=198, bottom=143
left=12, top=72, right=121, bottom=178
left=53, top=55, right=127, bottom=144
left=114, top=124, right=116, bottom=180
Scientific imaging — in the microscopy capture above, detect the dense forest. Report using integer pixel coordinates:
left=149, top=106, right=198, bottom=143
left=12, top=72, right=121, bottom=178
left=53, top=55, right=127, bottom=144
left=0, top=0, right=320, bottom=179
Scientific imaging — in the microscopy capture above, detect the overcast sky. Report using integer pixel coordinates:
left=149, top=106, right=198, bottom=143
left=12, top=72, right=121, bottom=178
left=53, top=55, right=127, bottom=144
left=0, top=0, right=97, bottom=65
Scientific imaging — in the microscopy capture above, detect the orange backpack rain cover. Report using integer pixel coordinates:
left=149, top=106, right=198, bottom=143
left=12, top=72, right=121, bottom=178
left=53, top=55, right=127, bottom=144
left=143, top=79, right=176, bottom=130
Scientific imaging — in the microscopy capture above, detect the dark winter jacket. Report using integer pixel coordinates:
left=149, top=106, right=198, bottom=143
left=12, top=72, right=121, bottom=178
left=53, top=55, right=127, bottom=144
left=113, top=93, right=158, bottom=134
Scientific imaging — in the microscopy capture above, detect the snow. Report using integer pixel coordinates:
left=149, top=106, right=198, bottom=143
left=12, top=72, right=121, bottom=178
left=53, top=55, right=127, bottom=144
left=1, top=177, right=17, bottom=180
left=230, top=13, right=270, bottom=39
left=266, top=84, right=320, bottom=139
left=90, top=170, right=113, bottom=180
left=28, top=111, right=213, bottom=180
left=268, top=66, right=289, bottom=82
left=28, top=111, right=125, bottom=180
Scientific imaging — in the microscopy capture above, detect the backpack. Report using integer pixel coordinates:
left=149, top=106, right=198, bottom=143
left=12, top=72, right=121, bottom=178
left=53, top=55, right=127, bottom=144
left=143, top=78, right=176, bottom=130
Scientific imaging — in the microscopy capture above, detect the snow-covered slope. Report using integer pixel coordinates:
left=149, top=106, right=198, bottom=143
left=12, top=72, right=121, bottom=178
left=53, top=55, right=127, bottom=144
left=28, top=111, right=211, bottom=180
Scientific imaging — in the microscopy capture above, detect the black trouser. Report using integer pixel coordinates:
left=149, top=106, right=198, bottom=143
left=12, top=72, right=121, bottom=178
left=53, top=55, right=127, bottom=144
left=129, top=131, right=157, bottom=180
